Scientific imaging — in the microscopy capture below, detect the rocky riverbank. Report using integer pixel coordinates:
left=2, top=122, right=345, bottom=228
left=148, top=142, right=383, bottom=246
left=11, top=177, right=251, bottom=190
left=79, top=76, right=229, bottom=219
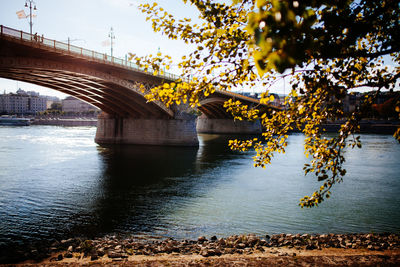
left=3, top=233, right=399, bottom=265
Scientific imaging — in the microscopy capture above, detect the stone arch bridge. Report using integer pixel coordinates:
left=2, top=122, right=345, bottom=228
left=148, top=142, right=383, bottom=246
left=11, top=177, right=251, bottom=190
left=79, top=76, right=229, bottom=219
left=0, top=25, right=276, bottom=146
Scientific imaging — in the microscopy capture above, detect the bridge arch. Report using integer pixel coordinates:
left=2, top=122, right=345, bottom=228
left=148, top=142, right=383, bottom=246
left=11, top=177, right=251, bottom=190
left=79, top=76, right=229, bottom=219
left=0, top=57, right=173, bottom=118
left=198, top=97, right=232, bottom=119
left=0, top=25, right=279, bottom=144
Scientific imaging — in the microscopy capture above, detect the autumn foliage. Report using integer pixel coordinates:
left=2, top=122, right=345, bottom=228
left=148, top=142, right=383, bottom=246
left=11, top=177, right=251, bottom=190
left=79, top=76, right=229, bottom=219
left=131, top=0, right=400, bottom=207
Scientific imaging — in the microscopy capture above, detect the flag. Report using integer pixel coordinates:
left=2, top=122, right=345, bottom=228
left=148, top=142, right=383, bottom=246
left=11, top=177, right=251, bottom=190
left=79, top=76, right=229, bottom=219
left=16, top=10, right=27, bottom=19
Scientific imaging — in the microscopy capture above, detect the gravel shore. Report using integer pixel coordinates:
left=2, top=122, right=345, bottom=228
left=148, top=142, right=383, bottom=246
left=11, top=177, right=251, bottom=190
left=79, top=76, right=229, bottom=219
left=2, top=233, right=400, bottom=266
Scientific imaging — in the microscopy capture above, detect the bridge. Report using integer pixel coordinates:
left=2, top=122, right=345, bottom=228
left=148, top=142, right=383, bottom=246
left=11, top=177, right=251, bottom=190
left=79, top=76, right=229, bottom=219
left=197, top=90, right=267, bottom=134
left=0, top=25, right=271, bottom=146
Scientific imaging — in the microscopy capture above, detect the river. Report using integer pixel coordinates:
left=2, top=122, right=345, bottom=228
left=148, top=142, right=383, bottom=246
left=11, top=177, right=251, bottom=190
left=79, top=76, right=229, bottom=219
left=0, top=126, right=399, bottom=250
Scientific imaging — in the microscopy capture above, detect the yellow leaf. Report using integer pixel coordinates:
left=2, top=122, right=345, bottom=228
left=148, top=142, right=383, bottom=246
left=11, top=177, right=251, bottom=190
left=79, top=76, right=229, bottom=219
left=269, top=95, right=275, bottom=102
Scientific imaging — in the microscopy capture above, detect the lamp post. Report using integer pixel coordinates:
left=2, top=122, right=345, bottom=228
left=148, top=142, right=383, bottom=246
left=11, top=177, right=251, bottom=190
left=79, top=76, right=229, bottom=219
left=24, top=0, right=37, bottom=35
left=108, top=27, right=115, bottom=57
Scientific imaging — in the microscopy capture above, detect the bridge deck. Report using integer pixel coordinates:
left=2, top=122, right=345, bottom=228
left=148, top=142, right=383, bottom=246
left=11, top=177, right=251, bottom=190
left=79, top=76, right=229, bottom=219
left=0, top=25, right=180, bottom=83
left=0, top=25, right=280, bottom=119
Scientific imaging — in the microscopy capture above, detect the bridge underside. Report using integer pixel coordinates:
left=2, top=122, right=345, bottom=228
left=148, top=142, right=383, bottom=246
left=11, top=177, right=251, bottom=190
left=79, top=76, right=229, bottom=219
left=0, top=57, right=172, bottom=119
left=0, top=30, right=275, bottom=144
left=0, top=34, right=202, bottom=146
left=0, top=36, right=174, bottom=119
left=197, top=97, right=262, bottom=134
left=198, top=97, right=232, bottom=119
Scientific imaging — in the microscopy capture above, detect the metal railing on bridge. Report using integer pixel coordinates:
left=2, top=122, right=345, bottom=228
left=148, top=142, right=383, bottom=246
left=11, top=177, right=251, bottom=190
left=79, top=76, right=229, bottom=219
left=0, top=25, right=281, bottom=109
left=0, top=25, right=182, bottom=82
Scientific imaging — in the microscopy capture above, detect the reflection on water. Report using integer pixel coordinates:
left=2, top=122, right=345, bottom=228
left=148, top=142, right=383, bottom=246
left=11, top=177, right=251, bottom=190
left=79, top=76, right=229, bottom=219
left=82, top=134, right=253, bottom=238
left=0, top=126, right=399, bottom=252
left=80, top=144, right=200, bottom=237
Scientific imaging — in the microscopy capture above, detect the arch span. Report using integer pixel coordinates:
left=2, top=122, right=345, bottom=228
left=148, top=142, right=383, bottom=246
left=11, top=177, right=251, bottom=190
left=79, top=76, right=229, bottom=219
left=0, top=57, right=173, bottom=118
left=0, top=26, right=199, bottom=146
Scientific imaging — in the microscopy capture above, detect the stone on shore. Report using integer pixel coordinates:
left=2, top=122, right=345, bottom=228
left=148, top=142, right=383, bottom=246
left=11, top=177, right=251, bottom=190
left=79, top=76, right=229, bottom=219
left=3, top=232, right=400, bottom=263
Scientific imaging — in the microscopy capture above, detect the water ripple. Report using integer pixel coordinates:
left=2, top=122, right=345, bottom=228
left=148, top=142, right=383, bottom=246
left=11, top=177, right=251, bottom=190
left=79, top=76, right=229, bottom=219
left=0, top=128, right=399, bottom=249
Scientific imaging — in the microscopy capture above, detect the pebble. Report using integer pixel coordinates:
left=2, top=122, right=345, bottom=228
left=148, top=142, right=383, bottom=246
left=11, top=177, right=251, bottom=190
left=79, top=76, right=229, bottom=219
left=64, top=252, right=73, bottom=258
left=198, top=236, right=207, bottom=243
left=4, top=232, right=400, bottom=263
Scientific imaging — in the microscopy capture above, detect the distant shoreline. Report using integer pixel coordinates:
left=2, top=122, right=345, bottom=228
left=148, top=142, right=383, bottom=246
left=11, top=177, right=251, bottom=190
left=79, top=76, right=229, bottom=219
left=282, top=119, right=400, bottom=135
left=27, top=118, right=400, bottom=134
left=31, top=118, right=97, bottom=127
left=322, top=120, right=400, bottom=134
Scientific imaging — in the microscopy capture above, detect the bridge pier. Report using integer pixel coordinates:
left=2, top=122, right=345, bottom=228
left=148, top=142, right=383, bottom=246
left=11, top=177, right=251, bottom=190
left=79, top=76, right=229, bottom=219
left=95, top=113, right=199, bottom=146
left=196, top=117, right=262, bottom=134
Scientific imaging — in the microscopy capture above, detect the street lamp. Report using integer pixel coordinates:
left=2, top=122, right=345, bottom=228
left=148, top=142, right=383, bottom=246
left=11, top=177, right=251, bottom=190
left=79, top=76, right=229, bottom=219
left=108, top=27, right=115, bottom=57
left=24, top=0, right=37, bottom=35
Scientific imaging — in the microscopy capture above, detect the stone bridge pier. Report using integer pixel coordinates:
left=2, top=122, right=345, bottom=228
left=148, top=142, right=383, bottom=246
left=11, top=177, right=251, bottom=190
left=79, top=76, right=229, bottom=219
left=95, top=112, right=199, bottom=146
left=196, top=116, right=262, bottom=134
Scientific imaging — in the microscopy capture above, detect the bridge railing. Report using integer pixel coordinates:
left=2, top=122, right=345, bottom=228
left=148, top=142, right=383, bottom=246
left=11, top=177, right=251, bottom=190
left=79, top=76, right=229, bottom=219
left=0, top=25, right=183, bottom=82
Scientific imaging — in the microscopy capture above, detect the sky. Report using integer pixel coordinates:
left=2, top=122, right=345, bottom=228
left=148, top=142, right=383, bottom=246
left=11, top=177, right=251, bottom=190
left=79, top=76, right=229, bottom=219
left=0, top=0, right=200, bottom=98
left=0, top=0, right=398, bottom=99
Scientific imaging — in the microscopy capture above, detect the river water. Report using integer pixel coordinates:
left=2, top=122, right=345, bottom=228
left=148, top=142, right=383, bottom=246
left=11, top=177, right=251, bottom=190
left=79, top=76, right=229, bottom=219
left=0, top=126, right=399, bottom=250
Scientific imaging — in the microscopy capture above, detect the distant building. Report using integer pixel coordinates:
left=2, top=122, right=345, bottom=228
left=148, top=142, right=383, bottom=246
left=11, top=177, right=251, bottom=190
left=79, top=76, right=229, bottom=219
left=0, top=89, right=47, bottom=114
left=62, top=96, right=98, bottom=113
left=43, top=95, right=61, bottom=109
left=26, top=90, right=39, bottom=97
left=342, top=93, right=361, bottom=113
left=46, top=100, right=57, bottom=109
